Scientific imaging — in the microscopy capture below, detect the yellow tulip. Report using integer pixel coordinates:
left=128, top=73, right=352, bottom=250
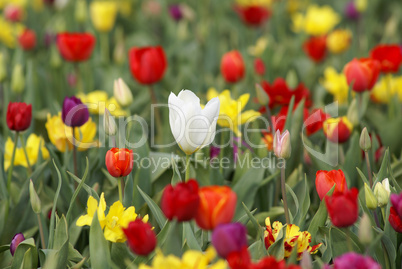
left=292, top=5, right=340, bottom=36
left=90, top=1, right=117, bottom=32
left=77, top=91, right=128, bottom=116
left=207, top=88, right=261, bottom=137
left=0, top=17, right=25, bottom=48
left=326, top=29, right=352, bottom=54
left=235, top=0, right=272, bottom=7
left=247, top=37, right=269, bottom=57
left=320, top=67, right=350, bottom=104
left=45, top=113, right=98, bottom=152
left=371, top=75, right=402, bottom=104
left=4, top=134, right=49, bottom=171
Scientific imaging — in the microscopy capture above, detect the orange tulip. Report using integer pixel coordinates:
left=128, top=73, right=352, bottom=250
left=105, top=148, right=133, bottom=177
left=315, top=170, right=348, bottom=200
left=195, top=186, right=237, bottom=230
left=343, top=58, right=380, bottom=92
left=220, top=50, right=245, bottom=83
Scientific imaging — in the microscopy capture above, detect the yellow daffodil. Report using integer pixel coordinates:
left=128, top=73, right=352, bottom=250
left=247, top=37, right=269, bottom=57
left=207, top=88, right=261, bottom=137
left=371, top=75, right=402, bottom=104
left=45, top=113, right=98, bottom=152
left=236, top=0, right=272, bottom=7
left=76, top=193, right=107, bottom=228
left=90, top=1, right=118, bottom=32
left=326, top=29, right=352, bottom=54
left=292, top=5, right=340, bottom=36
left=77, top=91, right=128, bottom=116
left=4, top=134, right=49, bottom=171
left=264, top=217, right=322, bottom=260
left=0, top=17, right=25, bottom=48
left=0, top=0, right=26, bottom=9
left=139, top=247, right=227, bottom=269
left=320, top=67, right=350, bottom=104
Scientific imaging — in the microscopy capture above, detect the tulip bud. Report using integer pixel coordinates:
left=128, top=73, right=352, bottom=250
left=273, top=130, right=291, bottom=159
left=360, top=127, right=371, bottom=151
left=346, top=99, right=359, bottom=126
left=11, top=64, right=25, bottom=94
left=300, top=251, right=313, bottom=269
left=122, top=219, right=156, bottom=256
left=374, top=178, right=390, bottom=207
left=75, top=0, right=88, bottom=23
left=104, top=108, right=117, bottom=136
left=105, top=148, right=133, bottom=177
left=29, top=179, right=41, bottom=214
left=10, top=233, right=25, bottom=256
left=62, top=96, right=89, bottom=127
left=286, top=70, right=298, bottom=89
left=364, top=183, right=377, bottom=210
left=255, top=83, right=269, bottom=106
left=0, top=53, right=6, bottom=82
left=113, top=78, right=133, bottom=107
left=212, top=223, right=248, bottom=258
left=50, top=45, right=62, bottom=68
left=358, top=213, right=372, bottom=245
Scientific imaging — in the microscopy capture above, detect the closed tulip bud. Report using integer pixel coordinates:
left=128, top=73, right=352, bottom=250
left=325, top=188, right=359, bottom=227
left=326, top=29, right=352, bottom=54
left=129, top=46, right=167, bottom=85
left=389, top=206, right=402, bottom=233
left=212, top=223, right=248, bottom=258
left=10, top=233, right=25, bottom=256
left=255, top=83, right=269, bottom=106
left=273, top=130, right=291, bottom=159
left=122, top=219, right=156, bottom=256
left=220, top=50, right=245, bottom=83
left=323, top=116, right=353, bottom=144
left=315, top=170, right=348, bottom=200
left=75, top=0, right=88, bottom=24
left=90, top=1, right=117, bottom=32
left=254, top=58, right=265, bottom=76
left=346, top=99, right=359, bottom=126
left=18, top=29, right=36, bottom=51
left=300, top=251, right=313, bottom=269
left=113, top=78, right=133, bottom=107
left=104, top=108, right=117, bottom=136
left=360, top=127, right=371, bottom=151
left=358, top=213, right=372, bottom=245
left=57, top=33, right=96, bottom=62
left=303, top=36, right=327, bottom=63
left=6, top=102, right=32, bottom=132
left=285, top=69, right=298, bottom=89
left=29, top=179, right=41, bottom=214
left=11, top=64, right=25, bottom=94
left=105, top=148, right=133, bottom=177
left=161, top=179, right=200, bottom=222
left=364, top=183, right=377, bottom=210
left=0, top=53, right=6, bottom=82
left=374, top=178, right=390, bottom=207
left=196, top=186, right=237, bottom=230
left=62, top=96, right=89, bottom=127
left=344, top=58, right=380, bottom=92
left=168, top=90, right=220, bottom=155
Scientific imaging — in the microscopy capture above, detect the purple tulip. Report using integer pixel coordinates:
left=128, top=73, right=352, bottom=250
left=331, top=252, right=381, bottom=269
left=61, top=96, right=89, bottom=127
left=211, top=222, right=248, bottom=258
left=10, top=233, right=25, bottom=256
left=344, top=2, right=360, bottom=20
left=210, top=146, right=221, bottom=159
left=169, top=5, right=182, bottom=21
left=391, top=193, right=402, bottom=218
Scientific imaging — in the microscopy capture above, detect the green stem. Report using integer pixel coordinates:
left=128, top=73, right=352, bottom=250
left=185, top=154, right=191, bottom=182
left=365, top=151, right=373, bottom=187
left=264, top=105, right=274, bottom=137
left=37, top=214, right=46, bottom=249
left=20, top=133, right=32, bottom=175
left=149, top=86, right=162, bottom=146
left=72, top=127, right=78, bottom=177
left=101, top=33, right=109, bottom=65
left=345, top=228, right=353, bottom=252
left=118, top=177, right=123, bottom=203
left=7, top=131, right=19, bottom=193
left=281, top=165, right=290, bottom=224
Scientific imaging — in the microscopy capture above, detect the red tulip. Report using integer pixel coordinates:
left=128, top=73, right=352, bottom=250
left=389, top=207, right=402, bottom=233
left=6, top=102, right=32, bottom=132
left=161, top=179, right=200, bottom=222
left=195, top=186, right=237, bottom=230
left=4, top=4, right=23, bottom=22
left=122, top=219, right=156, bottom=256
left=343, top=58, right=380, bottom=92
left=129, top=46, right=167, bottom=85
left=370, top=44, right=402, bottom=73
left=316, top=170, right=348, bottom=200
left=234, top=5, right=271, bottom=27
left=304, top=109, right=330, bottom=136
left=254, top=58, right=265, bottom=76
left=260, top=78, right=311, bottom=109
left=251, top=256, right=301, bottom=269
left=221, top=50, right=245, bottom=83
left=56, top=32, right=96, bottom=62
left=226, top=247, right=252, bottom=269
left=325, top=188, right=359, bottom=227
left=105, top=148, right=133, bottom=177
left=323, top=116, right=353, bottom=144
left=303, top=36, right=327, bottom=63
left=18, top=29, right=36, bottom=51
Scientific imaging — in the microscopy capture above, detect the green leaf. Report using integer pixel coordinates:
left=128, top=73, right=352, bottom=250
left=20, top=248, right=33, bottom=269
left=267, top=225, right=285, bottom=260
left=68, top=171, right=99, bottom=200
left=356, top=167, right=370, bottom=186
left=248, top=240, right=266, bottom=260
left=11, top=238, right=38, bottom=269
left=182, top=222, right=201, bottom=251
left=242, top=202, right=262, bottom=239
left=89, top=212, right=112, bottom=269
left=150, top=152, right=176, bottom=182
left=137, top=186, right=167, bottom=229
left=308, top=200, right=328, bottom=245
left=343, top=132, right=361, bottom=186
left=48, top=160, right=63, bottom=249
left=329, top=227, right=364, bottom=257
left=285, top=184, right=299, bottom=224
left=171, top=158, right=182, bottom=185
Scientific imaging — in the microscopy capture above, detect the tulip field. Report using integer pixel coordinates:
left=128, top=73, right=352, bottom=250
left=1, top=0, right=402, bottom=268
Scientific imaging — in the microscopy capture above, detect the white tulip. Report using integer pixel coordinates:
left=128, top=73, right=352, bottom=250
left=113, top=78, right=133, bottom=107
left=168, top=90, right=220, bottom=155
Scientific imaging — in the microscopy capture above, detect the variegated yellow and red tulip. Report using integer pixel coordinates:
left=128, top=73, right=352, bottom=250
left=323, top=116, right=353, bottom=143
